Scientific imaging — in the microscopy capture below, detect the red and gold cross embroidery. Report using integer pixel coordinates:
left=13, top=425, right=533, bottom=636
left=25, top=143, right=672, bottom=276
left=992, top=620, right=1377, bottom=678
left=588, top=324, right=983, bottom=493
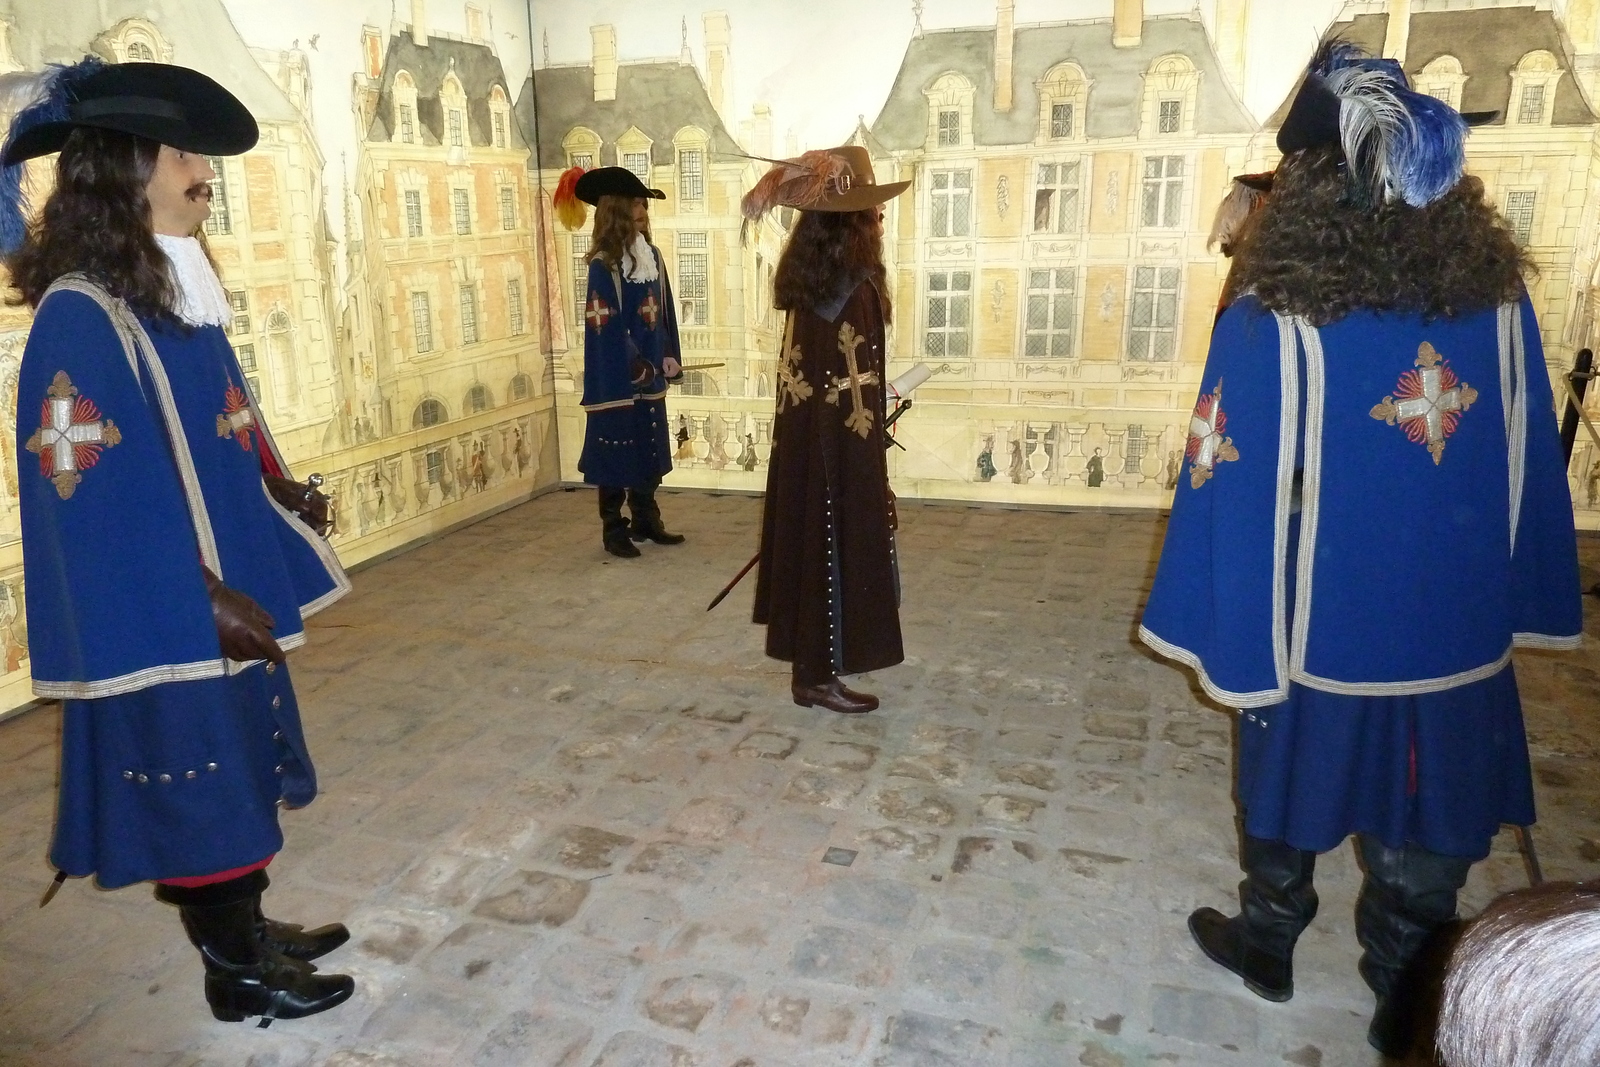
left=216, top=380, right=257, bottom=450
left=585, top=293, right=613, bottom=332
left=639, top=291, right=661, bottom=329
left=24, top=371, right=122, bottom=500
left=1185, top=380, right=1239, bottom=489
left=1370, top=342, right=1477, bottom=464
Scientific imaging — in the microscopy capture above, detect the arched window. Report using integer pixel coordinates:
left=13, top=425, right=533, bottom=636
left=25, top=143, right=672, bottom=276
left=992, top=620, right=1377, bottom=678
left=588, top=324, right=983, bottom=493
left=441, top=73, right=469, bottom=149
left=1037, top=63, right=1089, bottom=144
left=465, top=384, right=490, bottom=413
left=128, top=41, right=154, bottom=59
left=923, top=71, right=975, bottom=151
left=673, top=126, right=710, bottom=206
left=1140, top=54, right=1199, bottom=138
left=1415, top=55, right=1466, bottom=111
left=1510, top=50, right=1562, bottom=126
left=509, top=373, right=532, bottom=401
left=563, top=126, right=601, bottom=171
left=393, top=71, right=418, bottom=145
left=488, top=85, right=512, bottom=149
left=413, top=398, right=447, bottom=428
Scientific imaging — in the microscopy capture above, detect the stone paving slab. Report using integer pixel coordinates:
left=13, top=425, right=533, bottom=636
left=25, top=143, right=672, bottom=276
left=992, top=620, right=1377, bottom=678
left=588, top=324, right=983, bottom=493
left=0, top=489, right=1595, bottom=1067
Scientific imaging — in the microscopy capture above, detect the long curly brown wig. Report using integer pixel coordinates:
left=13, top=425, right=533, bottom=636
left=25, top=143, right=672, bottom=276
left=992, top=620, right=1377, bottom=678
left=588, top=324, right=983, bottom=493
left=773, top=209, right=890, bottom=324
left=585, top=194, right=649, bottom=267
left=5, top=126, right=177, bottom=318
left=1232, top=147, right=1532, bottom=325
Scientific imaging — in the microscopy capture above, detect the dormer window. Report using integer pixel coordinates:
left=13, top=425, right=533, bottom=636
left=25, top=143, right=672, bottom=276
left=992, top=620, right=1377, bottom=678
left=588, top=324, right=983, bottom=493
left=393, top=71, right=418, bottom=146
left=1158, top=100, right=1182, bottom=134
left=1037, top=62, right=1088, bottom=145
left=564, top=126, right=601, bottom=172
left=1415, top=55, right=1466, bottom=110
left=923, top=72, right=975, bottom=151
left=1509, top=50, right=1562, bottom=127
left=489, top=86, right=511, bottom=149
left=1140, top=55, right=1199, bottom=139
left=441, top=73, right=469, bottom=149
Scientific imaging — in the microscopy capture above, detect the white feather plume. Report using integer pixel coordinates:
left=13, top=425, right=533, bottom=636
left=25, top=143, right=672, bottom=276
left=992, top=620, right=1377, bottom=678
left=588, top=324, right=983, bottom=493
left=1327, top=66, right=1413, bottom=205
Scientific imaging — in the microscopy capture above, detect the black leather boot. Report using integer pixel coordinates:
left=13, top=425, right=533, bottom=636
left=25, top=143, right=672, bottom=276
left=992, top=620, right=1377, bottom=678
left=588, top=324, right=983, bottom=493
left=1188, top=834, right=1319, bottom=1002
left=156, top=872, right=354, bottom=1026
left=247, top=870, right=348, bottom=963
left=599, top=486, right=639, bottom=557
left=1354, top=834, right=1471, bottom=1059
left=628, top=483, right=685, bottom=545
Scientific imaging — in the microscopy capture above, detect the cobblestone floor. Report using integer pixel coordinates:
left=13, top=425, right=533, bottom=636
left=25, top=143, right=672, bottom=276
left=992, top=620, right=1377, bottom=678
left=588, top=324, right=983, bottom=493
left=0, top=490, right=1596, bottom=1067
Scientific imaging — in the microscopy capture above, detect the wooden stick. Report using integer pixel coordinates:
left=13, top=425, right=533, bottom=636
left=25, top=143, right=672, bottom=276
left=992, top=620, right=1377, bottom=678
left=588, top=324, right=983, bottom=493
left=707, top=551, right=761, bottom=611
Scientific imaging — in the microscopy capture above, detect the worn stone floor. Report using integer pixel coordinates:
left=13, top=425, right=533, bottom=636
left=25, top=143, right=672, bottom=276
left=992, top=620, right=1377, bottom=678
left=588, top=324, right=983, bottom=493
left=0, top=490, right=1596, bottom=1067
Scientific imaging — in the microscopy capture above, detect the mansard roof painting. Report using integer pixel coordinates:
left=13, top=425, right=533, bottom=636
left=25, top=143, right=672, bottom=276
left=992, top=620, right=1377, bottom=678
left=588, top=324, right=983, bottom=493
left=872, top=16, right=1255, bottom=151
left=518, top=63, right=742, bottom=167
left=365, top=32, right=524, bottom=148
left=6, top=0, right=298, bottom=123
left=1273, top=6, right=1597, bottom=126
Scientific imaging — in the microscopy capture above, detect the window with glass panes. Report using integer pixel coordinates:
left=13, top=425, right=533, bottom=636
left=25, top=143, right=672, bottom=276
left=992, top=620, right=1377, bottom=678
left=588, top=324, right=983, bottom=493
left=448, top=109, right=464, bottom=147
left=404, top=190, right=423, bottom=237
left=203, top=157, right=232, bottom=235
left=128, top=41, right=154, bottom=59
left=679, top=149, right=704, bottom=200
left=510, top=373, right=531, bottom=400
left=460, top=285, right=478, bottom=344
left=1158, top=99, right=1182, bottom=134
left=507, top=278, right=525, bottom=335
left=453, top=188, right=470, bottom=234
left=415, top=401, right=444, bottom=428
left=1506, top=190, right=1537, bottom=244
left=399, top=105, right=415, bottom=143
left=924, top=270, right=971, bottom=357
left=227, top=291, right=250, bottom=336
left=466, top=384, right=488, bottom=413
left=412, top=292, right=433, bottom=353
left=930, top=169, right=972, bottom=237
left=1050, top=103, right=1073, bottom=139
left=681, top=371, right=710, bottom=396
left=1518, top=84, right=1545, bottom=124
left=570, top=152, right=594, bottom=170
left=937, top=109, right=960, bottom=146
left=571, top=235, right=591, bottom=327
left=499, top=187, right=515, bottom=230
left=493, top=112, right=506, bottom=147
left=1033, top=162, right=1080, bottom=234
left=622, top=152, right=650, bottom=183
left=1128, top=266, right=1180, bottom=361
left=235, top=344, right=257, bottom=371
left=1125, top=425, right=1148, bottom=467
left=1025, top=269, right=1076, bottom=358
left=1141, top=156, right=1185, bottom=228
left=425, top=449, right=443, bottom=480
left=678, top=232, right=708, bottom=325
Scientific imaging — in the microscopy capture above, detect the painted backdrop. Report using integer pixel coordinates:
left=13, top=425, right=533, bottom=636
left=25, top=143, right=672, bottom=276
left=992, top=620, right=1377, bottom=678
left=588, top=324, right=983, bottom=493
left=2, top=0, right=1599, bottom=710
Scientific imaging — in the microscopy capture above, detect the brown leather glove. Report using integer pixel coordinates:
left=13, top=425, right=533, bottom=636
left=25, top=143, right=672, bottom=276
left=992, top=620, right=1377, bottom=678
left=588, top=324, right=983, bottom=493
left=202, top=566, right=285, bottom=664
left=265, top=475, right=333, bottom=537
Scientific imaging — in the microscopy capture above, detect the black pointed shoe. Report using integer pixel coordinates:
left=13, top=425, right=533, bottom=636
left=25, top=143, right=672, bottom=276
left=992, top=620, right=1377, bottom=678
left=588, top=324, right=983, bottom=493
left=258, top=910, right=350, bottom=963
left=1188, top=907, right=1295, bottom=1002
left=630, top=520, right=685, bottom=545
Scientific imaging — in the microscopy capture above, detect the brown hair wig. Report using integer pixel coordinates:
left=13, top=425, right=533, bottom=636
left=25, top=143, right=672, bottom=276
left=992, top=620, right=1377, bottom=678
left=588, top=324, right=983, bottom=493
left=773, top=208, right=890, bottom=324
left=585, top=194, right=648, bottom=267
left=1231, top=147, right=1531, bottom=325
left=5, top=126, right=176, bottom=318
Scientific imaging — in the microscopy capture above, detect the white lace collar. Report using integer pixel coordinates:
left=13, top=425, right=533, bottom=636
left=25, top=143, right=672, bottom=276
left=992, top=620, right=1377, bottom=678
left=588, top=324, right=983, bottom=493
left=154, top=234, right=232, bottom=328
left=621, top=233, right=659, bottom=283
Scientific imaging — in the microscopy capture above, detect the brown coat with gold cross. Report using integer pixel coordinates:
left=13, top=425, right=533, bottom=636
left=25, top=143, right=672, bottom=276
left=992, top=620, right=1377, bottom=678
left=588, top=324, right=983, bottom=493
left=753, top=278, right=903, bottom=681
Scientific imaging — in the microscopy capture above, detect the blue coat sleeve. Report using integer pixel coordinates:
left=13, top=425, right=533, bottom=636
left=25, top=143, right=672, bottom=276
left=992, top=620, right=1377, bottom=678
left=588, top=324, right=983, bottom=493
left=1509, top=293, right=1583, bottom=644
left=16, top=291, right=223, bottom=698
left=1139, top=298, right=1289, bottom=707
left=579, top=259, right=633, bottom=412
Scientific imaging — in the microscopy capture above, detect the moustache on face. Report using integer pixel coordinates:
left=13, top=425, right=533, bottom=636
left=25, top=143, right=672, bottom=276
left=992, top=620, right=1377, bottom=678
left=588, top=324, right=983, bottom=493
left=186, top=183, right=214, bottom=201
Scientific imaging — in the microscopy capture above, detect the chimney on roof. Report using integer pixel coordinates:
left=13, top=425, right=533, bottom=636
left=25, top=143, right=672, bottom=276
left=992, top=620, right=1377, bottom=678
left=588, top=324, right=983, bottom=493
left=704, top=11, right=732, bottom=122
left=592, top=24, right=617, bottom=102
left=750, top=103, right=772, bottom=157
left=1213, top=0, right=1248, bottom=97
left=1382, top=0, right=1411, bottom=65
left=411, top=0, right=428, bottom=47
left=1112, top=0, right=1142, bottom=49
left=1571, top=0, right=1600, bottom=55
left=361, top=24, right=383, bottom=79
left=994, top=0, right=1014, bottom=112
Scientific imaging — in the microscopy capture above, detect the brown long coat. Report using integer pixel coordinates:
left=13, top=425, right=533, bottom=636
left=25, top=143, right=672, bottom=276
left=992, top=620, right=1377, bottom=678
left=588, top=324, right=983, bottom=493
left=752, top=279, right=903, bottom=681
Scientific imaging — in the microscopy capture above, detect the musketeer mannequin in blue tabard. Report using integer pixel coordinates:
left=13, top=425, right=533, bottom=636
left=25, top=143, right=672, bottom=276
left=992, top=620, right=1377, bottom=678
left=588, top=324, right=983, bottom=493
left=2, top=58, right=354, bottom=1025
left=554, top=165, right=685, bottom=558
left=1139, top=43, right=1582, bottom=1058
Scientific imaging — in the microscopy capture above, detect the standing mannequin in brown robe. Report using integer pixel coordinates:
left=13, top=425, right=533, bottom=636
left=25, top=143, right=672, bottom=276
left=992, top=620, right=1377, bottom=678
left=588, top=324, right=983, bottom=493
left=741, top=146, right=909, bottom=714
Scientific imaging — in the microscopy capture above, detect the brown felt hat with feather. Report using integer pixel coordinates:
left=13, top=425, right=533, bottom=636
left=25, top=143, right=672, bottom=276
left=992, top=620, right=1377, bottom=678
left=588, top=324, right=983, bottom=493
left=741, top=145, right=909, bottom=221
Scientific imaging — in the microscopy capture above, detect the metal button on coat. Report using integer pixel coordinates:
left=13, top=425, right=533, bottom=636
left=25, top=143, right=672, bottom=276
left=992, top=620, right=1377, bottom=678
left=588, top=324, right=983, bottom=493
left=185, top=770, right=198, bottom=779
left=265, top=663, right=276, bottom=674
left=271, top=695, right=281, bottom=709
left=207, top=762, right=219, bottom=772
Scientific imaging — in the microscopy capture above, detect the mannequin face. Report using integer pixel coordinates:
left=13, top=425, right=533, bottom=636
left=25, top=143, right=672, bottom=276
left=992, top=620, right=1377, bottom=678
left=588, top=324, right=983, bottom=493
left=631, top=198, right=651, bottom=241
left=146, top=146, right=215, bottom=236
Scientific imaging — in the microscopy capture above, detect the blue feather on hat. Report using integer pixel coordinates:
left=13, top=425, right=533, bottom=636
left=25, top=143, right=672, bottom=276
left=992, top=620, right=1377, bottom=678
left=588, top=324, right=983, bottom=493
left=0, top=56, right=106, bottom=255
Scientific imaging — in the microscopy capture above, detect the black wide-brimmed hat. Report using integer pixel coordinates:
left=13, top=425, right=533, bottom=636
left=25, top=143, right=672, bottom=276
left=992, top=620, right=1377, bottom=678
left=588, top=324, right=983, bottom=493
left=1, top=59, right=258, bottom=167
left=574, top=166, right=665, bottom=205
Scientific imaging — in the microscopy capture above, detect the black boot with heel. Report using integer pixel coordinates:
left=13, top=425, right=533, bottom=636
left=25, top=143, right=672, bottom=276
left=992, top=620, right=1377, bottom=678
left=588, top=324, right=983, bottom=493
left=155, top=871, right=353, bottom=1026
left=599, top=486, right=640, bottom=557
left=1188, top=834, right=1319, bottom=1001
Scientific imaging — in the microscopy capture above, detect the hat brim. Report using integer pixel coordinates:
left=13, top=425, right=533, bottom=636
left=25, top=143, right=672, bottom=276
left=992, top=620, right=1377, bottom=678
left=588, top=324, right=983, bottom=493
left=1, top=63, right=257, bottom=167
left=797, top=179, right=911, bottom=213
left=575, top=166, right=666, bottom=205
